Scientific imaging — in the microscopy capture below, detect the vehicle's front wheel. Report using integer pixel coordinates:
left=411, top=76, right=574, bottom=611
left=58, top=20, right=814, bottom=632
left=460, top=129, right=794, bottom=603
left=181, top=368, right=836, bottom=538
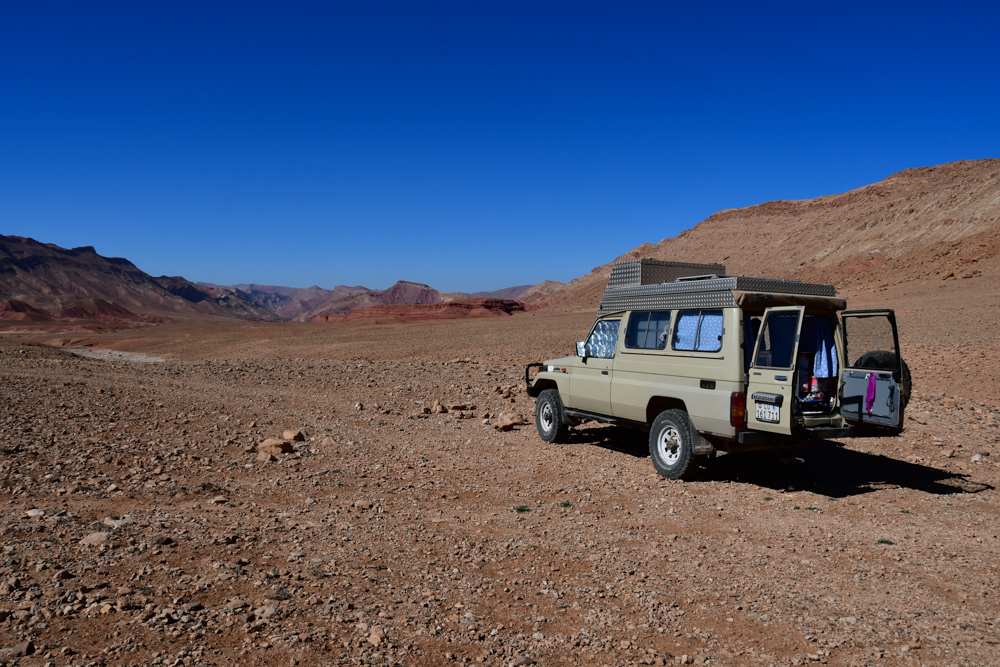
left=535, top=389, right=570, bottom=444
left=649, top=409, right=695, bottom=480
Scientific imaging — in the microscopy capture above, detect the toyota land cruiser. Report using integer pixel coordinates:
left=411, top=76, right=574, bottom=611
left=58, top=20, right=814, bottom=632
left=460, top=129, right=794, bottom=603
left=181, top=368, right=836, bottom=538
left=525, top=259, right=910, bottom=479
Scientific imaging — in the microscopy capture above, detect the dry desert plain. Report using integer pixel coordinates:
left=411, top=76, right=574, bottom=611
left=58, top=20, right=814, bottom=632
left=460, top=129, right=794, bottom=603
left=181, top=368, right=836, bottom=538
left=1, top=278, right=999, bottom=667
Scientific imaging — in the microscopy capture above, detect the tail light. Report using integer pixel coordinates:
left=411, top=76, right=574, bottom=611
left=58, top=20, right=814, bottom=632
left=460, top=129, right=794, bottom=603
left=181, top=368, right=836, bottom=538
left=730, top=392, right=746, bottom=428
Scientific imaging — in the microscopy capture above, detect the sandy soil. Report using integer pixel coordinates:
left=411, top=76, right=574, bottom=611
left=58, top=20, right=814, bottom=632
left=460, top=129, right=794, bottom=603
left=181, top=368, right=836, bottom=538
left=0, top=305, right=998, bottom=667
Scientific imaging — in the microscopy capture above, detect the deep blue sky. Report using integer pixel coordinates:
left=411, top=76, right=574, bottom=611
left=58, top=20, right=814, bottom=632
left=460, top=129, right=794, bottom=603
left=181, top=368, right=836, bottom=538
left=3, top=2, right=998, bottom=292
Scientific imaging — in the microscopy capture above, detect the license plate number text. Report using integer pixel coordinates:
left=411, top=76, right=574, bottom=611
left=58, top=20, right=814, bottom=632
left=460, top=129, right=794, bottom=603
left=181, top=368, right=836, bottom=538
left=755, top=402, right=780, bottom=423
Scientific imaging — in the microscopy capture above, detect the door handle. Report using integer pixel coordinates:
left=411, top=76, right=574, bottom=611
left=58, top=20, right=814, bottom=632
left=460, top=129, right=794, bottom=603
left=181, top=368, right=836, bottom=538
left=601, top=370, right=609, bottom=375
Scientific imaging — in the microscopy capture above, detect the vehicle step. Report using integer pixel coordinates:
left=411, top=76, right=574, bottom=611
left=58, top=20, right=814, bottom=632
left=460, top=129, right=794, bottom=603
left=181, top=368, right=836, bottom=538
left=564, top=409, right=617, bottom=424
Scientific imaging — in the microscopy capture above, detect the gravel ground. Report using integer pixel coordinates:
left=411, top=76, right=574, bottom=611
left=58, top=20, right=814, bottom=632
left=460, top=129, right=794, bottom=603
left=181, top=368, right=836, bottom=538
left=0, top=309, right=997, bottom=667
left=63, top=349, right=165, bottom=364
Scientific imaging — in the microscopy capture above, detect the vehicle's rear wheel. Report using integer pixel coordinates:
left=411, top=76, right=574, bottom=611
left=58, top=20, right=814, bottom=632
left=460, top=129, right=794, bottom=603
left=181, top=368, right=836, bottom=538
left=649, top=409, right=695, bottom=480
left=856, top=350, right=912, bottom=410
left=535, top=389, right=569, bottom=443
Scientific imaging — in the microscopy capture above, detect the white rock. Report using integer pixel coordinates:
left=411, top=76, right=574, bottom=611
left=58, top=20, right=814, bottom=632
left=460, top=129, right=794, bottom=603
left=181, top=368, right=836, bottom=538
left=80, top=532, right=111, bottom=546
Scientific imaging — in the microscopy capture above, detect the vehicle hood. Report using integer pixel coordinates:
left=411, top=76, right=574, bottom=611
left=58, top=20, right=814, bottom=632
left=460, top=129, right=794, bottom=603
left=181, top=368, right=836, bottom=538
left=542, top=355, right=578, bottom=369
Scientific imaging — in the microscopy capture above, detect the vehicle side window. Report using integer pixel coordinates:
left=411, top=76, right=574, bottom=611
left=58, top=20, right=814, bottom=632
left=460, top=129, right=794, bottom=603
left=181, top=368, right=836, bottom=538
left=585, top=320, right=620, bottom=359
left=672, top=310, right=724, bottom=353
left=696, top=310, right=724, bottom=352
left=625, top=311, right=671, bottom=350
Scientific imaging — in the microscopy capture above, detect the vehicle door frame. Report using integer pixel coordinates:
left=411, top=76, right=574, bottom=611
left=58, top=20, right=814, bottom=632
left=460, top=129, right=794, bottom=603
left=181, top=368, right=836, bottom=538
left=746, top=305, right=805, bottom=435
left=839, top=309, right=904, bottom=431
left=570, top=315, right=621, bottom=415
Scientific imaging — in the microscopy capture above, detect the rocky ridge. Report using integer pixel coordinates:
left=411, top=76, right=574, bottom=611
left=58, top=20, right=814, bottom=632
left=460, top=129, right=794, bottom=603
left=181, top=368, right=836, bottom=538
left=542, top=159, right=1000, bottom=311
left=0, top=236, right=278, bottom=326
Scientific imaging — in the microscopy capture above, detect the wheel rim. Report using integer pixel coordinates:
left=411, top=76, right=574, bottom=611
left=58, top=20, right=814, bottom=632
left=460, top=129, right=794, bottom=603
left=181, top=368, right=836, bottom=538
left=656, top=424, right=682, bottom=466
left=539, top=402, right=554, bottom=433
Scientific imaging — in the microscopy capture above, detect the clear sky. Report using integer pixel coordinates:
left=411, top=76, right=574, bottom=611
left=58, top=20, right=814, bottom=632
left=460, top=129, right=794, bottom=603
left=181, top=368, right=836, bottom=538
left=3, top=2, right=998, bottom=292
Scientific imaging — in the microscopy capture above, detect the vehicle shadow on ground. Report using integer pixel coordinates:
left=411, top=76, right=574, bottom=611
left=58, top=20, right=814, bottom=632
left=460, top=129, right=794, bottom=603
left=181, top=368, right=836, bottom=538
left=569, top=428, right=992, bottom=498
left=568, top=424, right=649, bottom=458
left=698, top=440, right=992, bottom=498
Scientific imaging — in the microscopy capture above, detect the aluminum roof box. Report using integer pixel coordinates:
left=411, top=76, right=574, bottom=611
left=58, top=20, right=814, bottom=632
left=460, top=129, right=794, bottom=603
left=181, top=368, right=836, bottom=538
left=606, top=258, right=727, bottom=289
left=598, top=258, right=837, bottom=315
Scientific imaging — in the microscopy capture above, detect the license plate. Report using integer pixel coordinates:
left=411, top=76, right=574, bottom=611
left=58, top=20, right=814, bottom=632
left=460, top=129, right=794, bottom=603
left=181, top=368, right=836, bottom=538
left=755, top=402, right=780, bottom=423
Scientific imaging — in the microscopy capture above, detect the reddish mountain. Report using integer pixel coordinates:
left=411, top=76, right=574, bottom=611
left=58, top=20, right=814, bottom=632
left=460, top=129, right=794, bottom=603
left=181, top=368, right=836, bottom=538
left=541, top=159, right=1000, bottom=311
left=227, top=284, right=373, bottom=321
left=218, top=280, right=562, bottom=321
left=0, top=296, right=162, bottom=329
left=49, top=298, right=162, bottom=324
left=288, top=281, right=534, bottom=322
left=0, top=235, right=278, bottom=324
left=313, top=298, right=526, bottom=323
left=0, top=299, right=55, bottom=322
left=375, top=281, right=443, bottom=306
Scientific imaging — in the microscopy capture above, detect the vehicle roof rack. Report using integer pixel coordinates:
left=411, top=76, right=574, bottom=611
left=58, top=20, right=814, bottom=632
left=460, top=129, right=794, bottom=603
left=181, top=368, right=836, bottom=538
left=598, top=258, right=836, bottom=315
left=674, top=274, right=726, bottom=282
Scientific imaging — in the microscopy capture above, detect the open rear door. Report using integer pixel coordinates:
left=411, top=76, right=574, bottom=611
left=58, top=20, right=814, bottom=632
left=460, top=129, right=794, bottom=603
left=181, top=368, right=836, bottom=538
left=746, top=306, right=804, bottom=435
left=840, top=310, right=903, bottom=431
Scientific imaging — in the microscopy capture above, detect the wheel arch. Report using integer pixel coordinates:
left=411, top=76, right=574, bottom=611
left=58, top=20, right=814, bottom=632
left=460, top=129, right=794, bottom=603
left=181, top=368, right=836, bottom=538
left=532, top=378, right=559, bottom=395
left=646, top=396, right=688, bottom=426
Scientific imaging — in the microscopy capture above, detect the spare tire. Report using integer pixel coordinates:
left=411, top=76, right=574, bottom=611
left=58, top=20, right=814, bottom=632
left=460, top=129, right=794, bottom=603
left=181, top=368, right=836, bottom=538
left=856, top=350, right=911, bottom=410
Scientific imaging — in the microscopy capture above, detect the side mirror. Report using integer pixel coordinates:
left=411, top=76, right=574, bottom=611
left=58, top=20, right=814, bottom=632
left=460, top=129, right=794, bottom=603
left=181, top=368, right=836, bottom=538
left=576, top=341, right=586, bottom=357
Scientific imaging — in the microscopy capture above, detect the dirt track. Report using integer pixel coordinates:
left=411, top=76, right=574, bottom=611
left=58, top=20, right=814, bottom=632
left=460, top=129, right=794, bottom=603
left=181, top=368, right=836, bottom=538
left=1, top=305, right=998, bottom=666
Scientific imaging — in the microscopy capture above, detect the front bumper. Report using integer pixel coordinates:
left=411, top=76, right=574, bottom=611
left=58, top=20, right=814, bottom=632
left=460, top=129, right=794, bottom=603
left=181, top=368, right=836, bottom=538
left=525, top=362, right=545, bottom=397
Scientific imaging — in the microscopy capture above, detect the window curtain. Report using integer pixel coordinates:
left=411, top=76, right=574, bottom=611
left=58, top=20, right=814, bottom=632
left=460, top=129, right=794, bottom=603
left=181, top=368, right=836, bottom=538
left=812, top=317, right=838, bottom=378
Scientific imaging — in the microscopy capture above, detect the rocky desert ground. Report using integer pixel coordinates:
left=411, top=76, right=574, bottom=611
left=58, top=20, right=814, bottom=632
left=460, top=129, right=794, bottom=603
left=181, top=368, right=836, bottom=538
left=1, top=275, right=999, bottom=667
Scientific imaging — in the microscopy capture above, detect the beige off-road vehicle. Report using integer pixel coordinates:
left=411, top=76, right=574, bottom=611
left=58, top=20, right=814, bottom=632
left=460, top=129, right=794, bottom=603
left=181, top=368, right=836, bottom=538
left=525, top=259, right=911, bottom=479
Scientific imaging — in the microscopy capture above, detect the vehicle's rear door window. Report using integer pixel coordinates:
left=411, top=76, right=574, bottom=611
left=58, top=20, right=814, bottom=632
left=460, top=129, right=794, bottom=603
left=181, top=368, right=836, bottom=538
left=753, top=309, right=801, bottom=368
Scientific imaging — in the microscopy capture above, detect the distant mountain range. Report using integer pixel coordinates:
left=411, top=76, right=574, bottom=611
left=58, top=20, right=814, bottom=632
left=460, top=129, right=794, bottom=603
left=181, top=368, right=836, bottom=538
left=0, top=234, right=563, bottom=327
left=199, top=280, right=565, bottom=322
left=4, top=159, right=996, bottom=329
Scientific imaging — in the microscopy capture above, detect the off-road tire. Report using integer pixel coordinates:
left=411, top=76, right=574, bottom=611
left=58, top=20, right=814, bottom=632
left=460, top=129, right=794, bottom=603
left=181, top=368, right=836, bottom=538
left=649, top=409, right=695, bottom=480
left=535, top=389, right=569, bottom=444
left=856, top=350, right=912, bottom=410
